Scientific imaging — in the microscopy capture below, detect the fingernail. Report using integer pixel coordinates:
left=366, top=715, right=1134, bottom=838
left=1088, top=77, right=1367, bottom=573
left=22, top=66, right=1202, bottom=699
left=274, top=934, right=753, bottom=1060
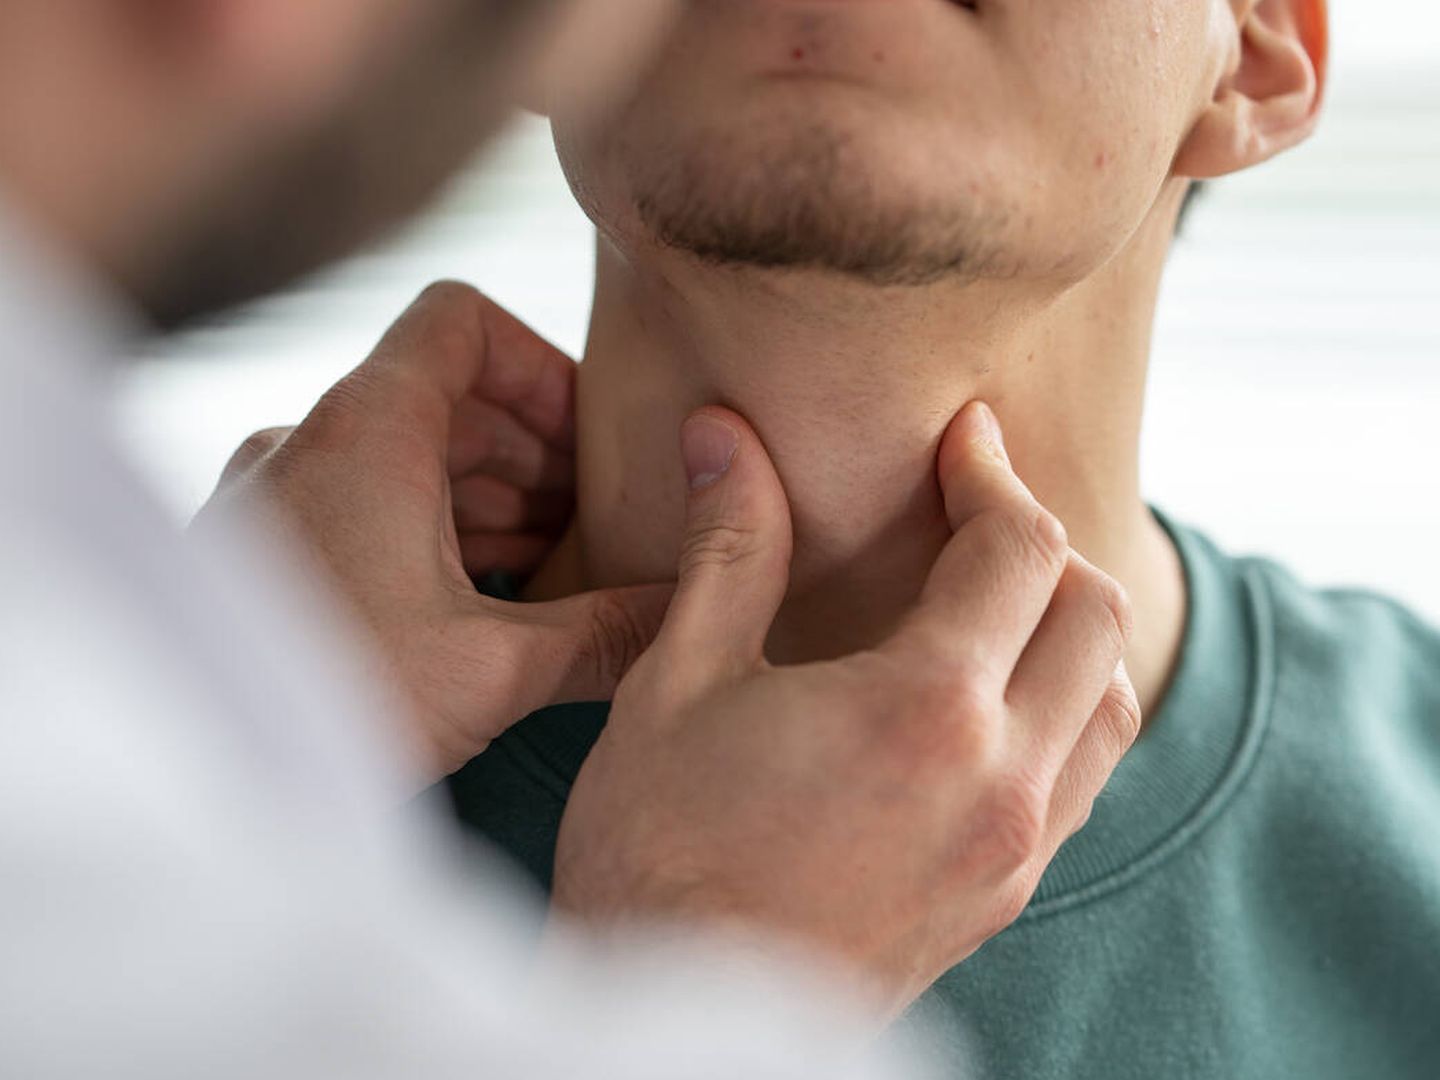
left=681, top=414, right=739, bottom=491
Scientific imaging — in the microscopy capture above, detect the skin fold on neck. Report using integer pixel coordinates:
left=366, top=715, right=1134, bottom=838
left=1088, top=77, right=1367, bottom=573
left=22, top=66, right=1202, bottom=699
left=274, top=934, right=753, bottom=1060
left=530, top=194, right=1190, bottom=722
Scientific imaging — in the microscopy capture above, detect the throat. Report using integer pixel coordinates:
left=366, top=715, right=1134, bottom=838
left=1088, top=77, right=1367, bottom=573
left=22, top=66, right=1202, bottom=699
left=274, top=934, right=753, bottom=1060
left=572, top=369, right=963, bottom=664
left=527, top=237, right=1184, bottom=701
left=534, top=250, right=1009, bottom=663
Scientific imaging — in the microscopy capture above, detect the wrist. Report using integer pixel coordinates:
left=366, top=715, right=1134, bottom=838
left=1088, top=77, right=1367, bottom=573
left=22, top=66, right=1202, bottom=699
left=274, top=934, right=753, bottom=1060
left=548, top=878, right=924, bottom=1029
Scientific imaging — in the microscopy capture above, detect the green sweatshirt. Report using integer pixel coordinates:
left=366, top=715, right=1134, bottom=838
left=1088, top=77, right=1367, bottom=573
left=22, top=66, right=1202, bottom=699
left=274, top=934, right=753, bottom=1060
left=447, top=512, right=1440, bottom=1078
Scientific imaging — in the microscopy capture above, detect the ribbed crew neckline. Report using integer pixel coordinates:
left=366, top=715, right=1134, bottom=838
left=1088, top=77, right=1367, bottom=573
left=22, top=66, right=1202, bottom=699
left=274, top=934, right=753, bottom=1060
left=1020, top=509, right=1276, bottom=918
left=482, top=509, right=1277, bottom=920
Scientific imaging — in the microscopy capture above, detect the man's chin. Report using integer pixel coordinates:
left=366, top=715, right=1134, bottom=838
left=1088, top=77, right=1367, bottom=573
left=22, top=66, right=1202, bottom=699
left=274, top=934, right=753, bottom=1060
left=598, top=99, right=1011, bottom=289
left=629, top=160, right=994, bottom=288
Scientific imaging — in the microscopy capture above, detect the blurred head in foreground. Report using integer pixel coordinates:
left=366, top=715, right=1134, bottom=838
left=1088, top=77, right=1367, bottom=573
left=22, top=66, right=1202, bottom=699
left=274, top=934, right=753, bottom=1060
left=0, top=0, right=677, bottom=329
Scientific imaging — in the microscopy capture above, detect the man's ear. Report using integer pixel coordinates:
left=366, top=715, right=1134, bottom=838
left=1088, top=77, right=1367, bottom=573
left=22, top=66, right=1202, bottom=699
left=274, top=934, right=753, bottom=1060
left=1174, top=0, right=1328, bottom=180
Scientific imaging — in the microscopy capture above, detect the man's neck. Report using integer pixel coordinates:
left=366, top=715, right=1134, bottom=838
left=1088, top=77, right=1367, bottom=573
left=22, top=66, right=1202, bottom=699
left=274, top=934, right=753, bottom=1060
left=532, top=216, right=1187, bottom=717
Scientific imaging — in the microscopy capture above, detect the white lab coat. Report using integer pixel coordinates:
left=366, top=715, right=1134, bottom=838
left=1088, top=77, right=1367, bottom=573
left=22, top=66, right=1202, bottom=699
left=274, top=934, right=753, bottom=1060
left=0, top=204, right=923, bottom=1079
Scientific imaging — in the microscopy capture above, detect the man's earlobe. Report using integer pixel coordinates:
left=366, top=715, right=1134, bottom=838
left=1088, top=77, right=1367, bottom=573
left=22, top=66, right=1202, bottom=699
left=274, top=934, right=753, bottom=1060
left=1173, top=0, right=1328, bottom=180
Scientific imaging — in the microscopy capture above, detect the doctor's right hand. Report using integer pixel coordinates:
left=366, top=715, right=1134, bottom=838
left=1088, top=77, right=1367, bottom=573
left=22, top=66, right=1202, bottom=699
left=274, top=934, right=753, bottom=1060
left=553, top=401, right=1141, bottom=1023
left=197, top=282, right=672, bottom=786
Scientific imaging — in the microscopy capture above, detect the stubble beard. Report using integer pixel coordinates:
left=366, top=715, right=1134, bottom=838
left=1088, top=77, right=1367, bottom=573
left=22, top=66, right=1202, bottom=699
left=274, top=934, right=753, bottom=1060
left=616, top=110, right=1010, bottom=288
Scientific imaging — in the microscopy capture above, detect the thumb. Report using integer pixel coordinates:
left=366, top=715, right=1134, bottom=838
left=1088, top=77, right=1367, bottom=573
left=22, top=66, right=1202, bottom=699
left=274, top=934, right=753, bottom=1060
left=935, top=401, right=1047, bottom=531
left=652, top=407, right=794, bottom=682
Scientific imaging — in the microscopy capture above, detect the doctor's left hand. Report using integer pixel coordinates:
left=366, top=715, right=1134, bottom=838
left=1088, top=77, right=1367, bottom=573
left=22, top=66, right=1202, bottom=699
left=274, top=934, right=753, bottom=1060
left=197, top=282, right=672, bottom=782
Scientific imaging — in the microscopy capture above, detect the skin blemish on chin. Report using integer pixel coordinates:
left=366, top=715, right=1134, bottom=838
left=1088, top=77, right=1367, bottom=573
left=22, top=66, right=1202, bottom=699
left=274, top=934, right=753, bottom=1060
left=872, top=50, right=886, bottom=63
left=792, top=47, right=806, bottom=61
left=1094, top=149, right=1109, bottom=170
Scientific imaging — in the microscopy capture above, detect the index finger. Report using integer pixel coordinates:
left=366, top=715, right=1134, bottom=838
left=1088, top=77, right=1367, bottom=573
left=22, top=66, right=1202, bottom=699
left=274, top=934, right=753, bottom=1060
left=884, top=402, right=1069, bottom=685
left=352, top=281, right=579, bottom=451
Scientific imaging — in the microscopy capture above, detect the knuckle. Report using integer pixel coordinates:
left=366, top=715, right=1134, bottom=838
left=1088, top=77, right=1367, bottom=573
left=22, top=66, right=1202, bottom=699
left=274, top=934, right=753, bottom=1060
left=973, top=505, right=1068, bottom=580
left=416, top=282, right=486, bottom=361
left=235, top=428, right=282, bottom=463
left=248, top=427, right=289, bottom=453
left=680, top=521, right=763, bottom=572
left=893, top=676, right=997, bottom=770
left=222, top=427, right=293, bottom=481
left=945, top=714, right=997, bottom=772
left=309, top=374, right=374, bottom=442
left=1032, top=507, right=1069, bottom=560
left=582, top=592, right=658, bottom=687
left=1086, top=570, right=1135, bottom=654
left=989, top=871, right=1041, bottom=933
left=938, top=680, right=998, bottom=756
left=911, top=616, right=1002, bottom=689
left=898, top=650, right=981, bottom=712
left=1088, top=576, right=1134, bottom=642
left=1095, top=683, right=1144, bottom=758
left=974, top=772, right=1048, bottom=869
left=426, top=321, right=485, bottom=376
left=1065, top=561, right=1128, bottom=656
left=419, top=278, right=483, bottom=312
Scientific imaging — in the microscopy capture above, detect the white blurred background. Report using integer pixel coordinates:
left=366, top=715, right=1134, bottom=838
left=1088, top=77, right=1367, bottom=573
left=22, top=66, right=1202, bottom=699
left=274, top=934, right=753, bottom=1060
left=123, top=3, right=1440, bottom=620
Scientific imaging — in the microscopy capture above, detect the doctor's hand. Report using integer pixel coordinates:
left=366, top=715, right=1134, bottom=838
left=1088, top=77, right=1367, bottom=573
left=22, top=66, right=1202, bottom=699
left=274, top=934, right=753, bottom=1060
left=198, top=282, right=670, bottom=782
left=553, top=402, right=1141, bottom=1024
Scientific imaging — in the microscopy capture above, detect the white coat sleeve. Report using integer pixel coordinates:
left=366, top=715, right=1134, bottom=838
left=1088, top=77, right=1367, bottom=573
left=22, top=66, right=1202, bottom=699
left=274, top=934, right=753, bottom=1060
left=0, top=525, right=932, bottom=1080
